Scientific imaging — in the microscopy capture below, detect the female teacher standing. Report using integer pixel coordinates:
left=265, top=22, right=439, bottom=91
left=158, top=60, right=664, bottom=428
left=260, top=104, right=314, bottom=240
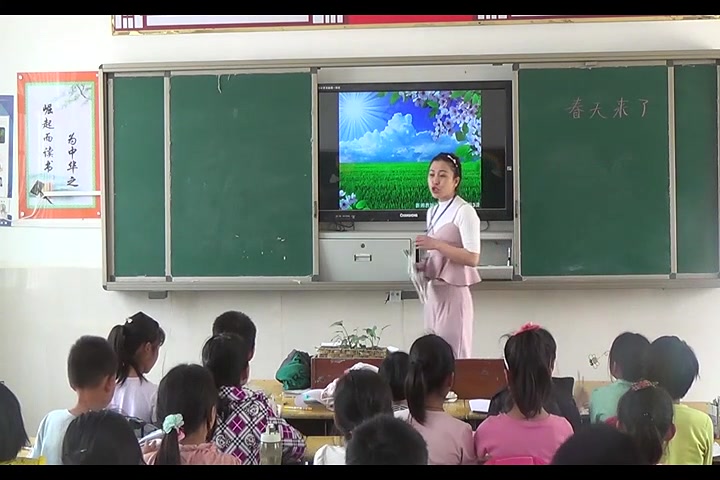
left=415, top=152, right=482, bottom=359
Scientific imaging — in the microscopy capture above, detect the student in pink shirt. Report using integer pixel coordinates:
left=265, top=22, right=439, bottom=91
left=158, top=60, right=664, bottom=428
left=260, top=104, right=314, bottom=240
left=474, top=323, right=573, bottom=465
left=396, top=334, right=477, bottom=465
left=144, top=364, right=241, bottom=465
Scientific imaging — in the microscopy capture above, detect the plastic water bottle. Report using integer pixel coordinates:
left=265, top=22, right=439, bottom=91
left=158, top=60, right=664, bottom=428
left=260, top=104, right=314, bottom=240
left=260, top=423, right=282, bottom=465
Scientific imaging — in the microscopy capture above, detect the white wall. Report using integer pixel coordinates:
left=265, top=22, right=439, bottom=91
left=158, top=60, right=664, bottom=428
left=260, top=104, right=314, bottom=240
left=2, top=15, right=720, bottom=432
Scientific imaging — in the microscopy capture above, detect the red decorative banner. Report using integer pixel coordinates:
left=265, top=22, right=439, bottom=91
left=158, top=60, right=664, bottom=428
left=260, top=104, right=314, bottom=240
left=112, top=15, right=714, bottom=35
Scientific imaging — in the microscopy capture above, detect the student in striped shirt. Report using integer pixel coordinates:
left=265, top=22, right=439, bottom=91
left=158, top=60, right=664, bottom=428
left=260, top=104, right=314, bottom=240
left=202, top=333, right=306, bottom=465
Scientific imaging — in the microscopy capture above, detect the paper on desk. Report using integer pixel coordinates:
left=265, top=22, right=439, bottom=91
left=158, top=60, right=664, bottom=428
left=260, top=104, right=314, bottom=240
left=404, top=249, right=427, bottom=304
left=469, top=399, right=491, bottom=413
left=713, top=442, right=720, bottom=458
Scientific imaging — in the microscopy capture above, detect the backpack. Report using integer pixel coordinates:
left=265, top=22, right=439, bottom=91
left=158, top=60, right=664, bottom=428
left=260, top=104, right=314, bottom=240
left=275, top=350, right=311, bottom=390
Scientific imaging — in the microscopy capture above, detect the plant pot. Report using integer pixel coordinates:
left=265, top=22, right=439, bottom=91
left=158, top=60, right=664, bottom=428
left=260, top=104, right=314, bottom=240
left=315, top=346, right=389, bottom=360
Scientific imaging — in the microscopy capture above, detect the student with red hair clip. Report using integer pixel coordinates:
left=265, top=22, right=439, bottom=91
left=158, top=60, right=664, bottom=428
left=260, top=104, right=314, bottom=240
left=475, top=323, right=573, bottom=465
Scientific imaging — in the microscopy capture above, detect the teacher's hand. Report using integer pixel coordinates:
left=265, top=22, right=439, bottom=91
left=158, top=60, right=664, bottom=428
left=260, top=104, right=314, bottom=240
left=416, top=235, right=441, bottom=251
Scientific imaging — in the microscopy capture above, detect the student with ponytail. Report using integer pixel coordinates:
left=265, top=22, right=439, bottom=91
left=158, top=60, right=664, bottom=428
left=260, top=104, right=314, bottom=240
left=616, top=380, right=675, bottom=465
left=474, top=323, right=573, bottom=465
left=144, top=364, right=241, bottom=465
left=396, top=334, right=476, bottom=465
left=107, top=312, right=165, bottom=424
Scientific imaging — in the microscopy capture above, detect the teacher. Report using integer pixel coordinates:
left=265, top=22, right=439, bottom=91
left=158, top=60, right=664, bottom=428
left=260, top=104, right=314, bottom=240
left=415, top=152, right=481, bottom=359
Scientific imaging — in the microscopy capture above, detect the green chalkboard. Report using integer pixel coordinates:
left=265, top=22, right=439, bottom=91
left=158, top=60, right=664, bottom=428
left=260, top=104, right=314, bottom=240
left=674, top=64, right=719, bottom=274
left=519, top=66, right=671, bottom=277
left=169, top=72, right=314, bottom=278
left=111, top=76, right=166, bottom=278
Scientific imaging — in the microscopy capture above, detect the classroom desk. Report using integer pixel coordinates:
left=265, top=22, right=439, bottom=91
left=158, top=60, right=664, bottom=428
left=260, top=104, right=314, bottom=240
left=248, top=379, right=486, bottom=431
left=281, top=397, right=484, bottom=422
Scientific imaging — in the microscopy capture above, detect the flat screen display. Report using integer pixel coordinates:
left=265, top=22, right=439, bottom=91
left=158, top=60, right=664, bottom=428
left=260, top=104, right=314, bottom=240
left=318, top=81, right=513, bottom=222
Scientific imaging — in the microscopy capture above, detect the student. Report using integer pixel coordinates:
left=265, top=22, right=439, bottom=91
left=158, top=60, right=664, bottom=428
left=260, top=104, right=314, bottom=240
left=212, top=310, right=257, bottom=361
left=551, top=423, right=645, bottom=465
left=644, top=335, right=713, bottom=465
left=107, top=312, right=166, bottom=424
left=474, top=323, right=573, bottom=465
left=202, top=333, right=305, bottom=465
left=30, top=336, right=118, bottom=465
left=616, top=380, right=675, bottom=465
left=396, top=334, right=476, bottom=465
left=145, top=364, right=241, bottom=465
left=346, top=415, right=428, bottom=465
left=590, top=332, right=650, bottom=424
left=488, top=373, right=581, bottom=431
left=314, top=369, right=394, bottom=465
left=62, top=410, right=144, bottom=465
left=378, top=351, right=410, bottom=412
left=0, top=383, right=45, bottom=465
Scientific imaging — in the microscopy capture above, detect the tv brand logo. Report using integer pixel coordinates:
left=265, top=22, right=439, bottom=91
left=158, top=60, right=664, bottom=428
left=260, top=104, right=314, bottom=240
left=399, top=213, right=419, bottom=218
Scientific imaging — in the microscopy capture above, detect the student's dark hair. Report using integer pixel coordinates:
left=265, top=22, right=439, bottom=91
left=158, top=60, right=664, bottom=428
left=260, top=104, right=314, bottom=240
left=202, top=333, right=250, bottom=389
left=201, top=333, right=251, bottom=424
left=644, top=335, right=699, bottom=400
left=108, top=312, right=165, bottom=385
left=0, top=383, right=29, bottom=462
left=212, top=310, right=256, bottom=350
left=62, top=410, right=144, bottom=465
left=378, top=351, right=410, bottom=402
left=503, top=326, right=556, bottom=418
left=153, top=364, right=218, bottom=466
left=609, top=332, right=650, bottom=382
left=405, top=334, right=455, bottom=425
left=333, top=370, right=393, bottom=440
left=551, top=423, right=645, bottom=465
left=617, top=381, right=674, bottom=465
left=346, top=414, right=428, bottom=465
left=68, top=336, right=118, bottom=390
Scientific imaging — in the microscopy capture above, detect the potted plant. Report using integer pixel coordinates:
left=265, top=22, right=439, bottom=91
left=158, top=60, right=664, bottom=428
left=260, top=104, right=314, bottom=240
left=316, top=321, right=390, bottom=360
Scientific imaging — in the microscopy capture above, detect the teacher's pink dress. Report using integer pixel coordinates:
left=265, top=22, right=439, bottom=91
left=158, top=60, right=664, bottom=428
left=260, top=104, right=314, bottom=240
left=423, top=222, right=481, bottom=359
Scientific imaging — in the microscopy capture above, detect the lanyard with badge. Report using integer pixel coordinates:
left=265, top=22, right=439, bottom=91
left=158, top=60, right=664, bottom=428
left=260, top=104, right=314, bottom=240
left=426, top=195, right=456, bottom=235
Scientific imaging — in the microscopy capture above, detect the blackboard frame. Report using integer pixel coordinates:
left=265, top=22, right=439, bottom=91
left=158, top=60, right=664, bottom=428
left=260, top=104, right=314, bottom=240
left=97, top=52, right=720, bottom=293
left=673, top=60, right=720, bottom=279
left=512, top=59, right=720, bottom=284
left=100, top=66, right=320, bottom=291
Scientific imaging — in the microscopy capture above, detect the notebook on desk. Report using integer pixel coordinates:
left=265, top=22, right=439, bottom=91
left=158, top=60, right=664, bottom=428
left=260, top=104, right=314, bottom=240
left=469, top=399, right=491, bottom=413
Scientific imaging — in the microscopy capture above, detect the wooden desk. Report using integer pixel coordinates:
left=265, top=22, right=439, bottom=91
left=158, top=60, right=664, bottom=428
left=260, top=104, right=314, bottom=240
left=250, top=379, right=486, bottom=436
left=308, top=358, right=506, bottom=400
left=281, top=396, right=483, bottom=421
left=249, top=379, right=487, bottom=421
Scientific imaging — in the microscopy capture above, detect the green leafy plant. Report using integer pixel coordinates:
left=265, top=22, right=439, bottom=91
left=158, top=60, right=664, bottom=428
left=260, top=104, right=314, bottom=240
left=330, top=321, right=390, bottom=349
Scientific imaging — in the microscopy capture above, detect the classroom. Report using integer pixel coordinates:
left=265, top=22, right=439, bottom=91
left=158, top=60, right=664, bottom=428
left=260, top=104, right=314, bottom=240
left=1, top=14, right=720, bottom=465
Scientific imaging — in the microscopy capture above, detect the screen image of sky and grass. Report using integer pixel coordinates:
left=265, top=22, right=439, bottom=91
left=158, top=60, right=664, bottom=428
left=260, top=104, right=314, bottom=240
left=337, top=89, right=482, bottom=211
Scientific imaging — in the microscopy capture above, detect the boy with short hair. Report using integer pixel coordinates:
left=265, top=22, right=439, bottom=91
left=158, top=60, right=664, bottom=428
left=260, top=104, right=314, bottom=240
left=30, top=336, right=118, bottom=465
left=346, top=415, right=428, bottom=465
left=644, top=335, right=713, bottom=465
left=212, top=311, right=257, bottom=360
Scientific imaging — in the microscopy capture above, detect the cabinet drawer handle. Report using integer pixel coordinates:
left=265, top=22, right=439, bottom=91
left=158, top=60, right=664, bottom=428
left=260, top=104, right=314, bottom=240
left=353, top=254, right=372, bottom=262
